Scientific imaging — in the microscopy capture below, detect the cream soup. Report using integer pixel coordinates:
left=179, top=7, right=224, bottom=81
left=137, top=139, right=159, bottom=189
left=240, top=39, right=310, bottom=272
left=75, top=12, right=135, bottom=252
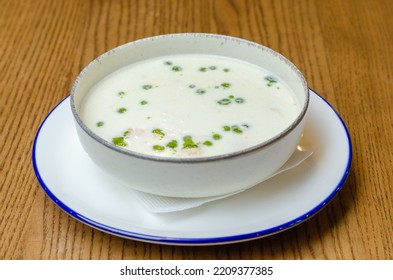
left=80, top=54, right=300, bottom=158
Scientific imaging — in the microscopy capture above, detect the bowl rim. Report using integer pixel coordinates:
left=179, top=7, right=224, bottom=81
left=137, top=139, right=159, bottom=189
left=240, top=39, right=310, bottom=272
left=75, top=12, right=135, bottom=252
left=70, top=33, right=309, bottom=163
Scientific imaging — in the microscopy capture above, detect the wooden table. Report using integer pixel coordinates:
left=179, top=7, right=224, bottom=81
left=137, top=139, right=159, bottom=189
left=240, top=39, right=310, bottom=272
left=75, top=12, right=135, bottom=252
left=1, top=0, right=392, bottom=260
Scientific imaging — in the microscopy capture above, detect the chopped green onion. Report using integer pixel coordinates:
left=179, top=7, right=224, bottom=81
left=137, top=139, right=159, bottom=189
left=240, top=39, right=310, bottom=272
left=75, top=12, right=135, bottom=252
left=153, top=145, right=165, bottom=151
left=182, top=136, right=198, bottom=149
left=203, top=140, right=213, bottom=146
left=166, top=140, right=178, bottom=149
left=232, top=125, right=243, bottom=134
left=265, top=76, right=277, bottom=83
left=196, top=88, right=206, bottom=94
left=212, top=133, right=222, bottom=140
left=172, top=66, right=182, bottom=72
left=152, top=128, right=165, bottom=138
left=218, top=98, right=231, bottom=105
left=112, top=137, right=126, bottom=147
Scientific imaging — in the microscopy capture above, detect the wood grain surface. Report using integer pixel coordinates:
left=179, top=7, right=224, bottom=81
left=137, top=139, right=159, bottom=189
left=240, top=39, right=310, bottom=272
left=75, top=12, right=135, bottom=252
left=1, top=0, right=392, bottom=260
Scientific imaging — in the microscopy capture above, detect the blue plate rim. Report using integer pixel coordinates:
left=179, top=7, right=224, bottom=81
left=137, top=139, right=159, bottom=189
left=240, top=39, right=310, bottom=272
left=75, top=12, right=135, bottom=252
left=32, top=89, right=352, bottom=245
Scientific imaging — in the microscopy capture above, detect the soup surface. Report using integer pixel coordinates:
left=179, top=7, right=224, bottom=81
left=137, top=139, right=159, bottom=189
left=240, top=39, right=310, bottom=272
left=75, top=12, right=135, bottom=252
left=80, top=54, right=300, bottom=158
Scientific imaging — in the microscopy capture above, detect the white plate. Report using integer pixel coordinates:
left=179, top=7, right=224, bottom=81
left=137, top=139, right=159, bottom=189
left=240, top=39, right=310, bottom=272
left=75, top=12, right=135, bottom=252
left=32, top=89, right=352, bottom=245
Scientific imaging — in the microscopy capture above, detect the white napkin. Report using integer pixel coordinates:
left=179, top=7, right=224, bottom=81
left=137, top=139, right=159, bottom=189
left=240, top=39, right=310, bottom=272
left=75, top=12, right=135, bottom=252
left=132, top=149, right=313, bottom=213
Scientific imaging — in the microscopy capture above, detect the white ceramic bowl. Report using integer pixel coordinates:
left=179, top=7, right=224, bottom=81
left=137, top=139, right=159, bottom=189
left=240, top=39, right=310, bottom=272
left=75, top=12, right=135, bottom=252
left=70, top=33, right=309, bottom=198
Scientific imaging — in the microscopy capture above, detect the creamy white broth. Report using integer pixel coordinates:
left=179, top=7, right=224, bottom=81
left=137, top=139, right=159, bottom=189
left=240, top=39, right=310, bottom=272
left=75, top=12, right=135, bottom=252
left=80, top=54, right=300, bottom=158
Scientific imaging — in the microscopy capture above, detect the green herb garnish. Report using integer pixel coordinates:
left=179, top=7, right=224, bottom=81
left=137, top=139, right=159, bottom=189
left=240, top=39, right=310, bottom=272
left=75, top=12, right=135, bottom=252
left=235, top=97, right=245, bottom=103
left=209, top=66, right=217, bottom=70
left=203, top=140, right=213, bottom=146
left=152, top=128, right=165, bottom=138
left=153, top=145, right=165, bottom=151
left=117, top=107, right=127, bottom=113
left=112, top=137, right=126, bottom=147
left=223, top=68, right=230, bottom=72
left=118, top=91, right=126, bottom=97
left=199, top=67, right=207, bottom=72
left=142, top=84, right=153, bottom=90
left=140, top=100, right=148, bottom=105
left=265, top=76, right=277, bottom=83
left=164, top=61, right=173, bottom=65
left=223, top=125, right=231, bottom=131
left=96, top=121, right=104, bottom=127
left=221, top=83, right=231, bottom=88
left=218, top=98, right=231, bottom=105
left=172, top=66, right=182, bottom=72
left=182, top=136, right=198, bottom=149
left=212, top=133, right=222, bottom=140
left=232, top=125, right=243, bottom=133
left=189, top=84, right=196, bottom=88
left=265, top=76, right=279, bottom=87
left=196, top=88, right=206, bottom=94
left=166, top=140, right=178, bottom=149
